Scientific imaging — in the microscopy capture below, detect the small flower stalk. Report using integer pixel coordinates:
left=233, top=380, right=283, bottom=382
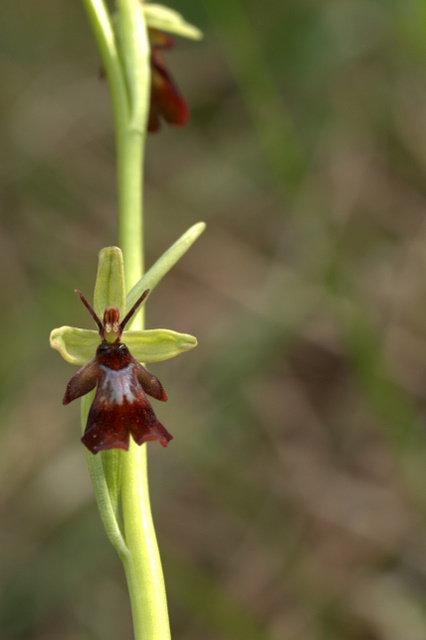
left=50, top=2, right=203, bottom=639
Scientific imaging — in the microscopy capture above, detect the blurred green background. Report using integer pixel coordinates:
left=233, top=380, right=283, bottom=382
left=1, top=0, right=426, bottom=638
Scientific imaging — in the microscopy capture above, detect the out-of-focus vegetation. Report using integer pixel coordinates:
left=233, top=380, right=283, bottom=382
left=1, top=0, right=426, bottom=638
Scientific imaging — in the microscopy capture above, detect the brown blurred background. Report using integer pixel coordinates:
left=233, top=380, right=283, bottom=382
left=1, top=1, right=426, bottom=638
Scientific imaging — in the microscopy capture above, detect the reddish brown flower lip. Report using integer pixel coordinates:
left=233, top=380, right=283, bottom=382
left=63, top=290, right=172, bottom=454
left=148, top=29, right=189, bottom=133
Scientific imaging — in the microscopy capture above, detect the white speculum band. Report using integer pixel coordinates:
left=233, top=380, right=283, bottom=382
left=99, top=365, right=137, bottom=404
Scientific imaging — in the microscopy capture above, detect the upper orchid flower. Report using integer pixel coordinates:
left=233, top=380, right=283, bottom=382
left=148, top=28, right=188, bottom=132
left=142, top=3, right=202, bottom=132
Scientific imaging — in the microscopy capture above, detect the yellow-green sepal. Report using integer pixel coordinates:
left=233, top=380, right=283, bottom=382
left=49, top=325, right=196, bottom=367
left=94, top=246, right=126, bottom=320
left=124, top=329, right=197, bottom=362
left=50, top=327, right=99, bottom=365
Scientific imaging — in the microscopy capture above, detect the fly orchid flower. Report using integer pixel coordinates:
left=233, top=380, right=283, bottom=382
left=50, top=246, right=197, bottom=454
left=148, top=28, right=188, bottom=132
left=143, top=3, right=202, bottom=131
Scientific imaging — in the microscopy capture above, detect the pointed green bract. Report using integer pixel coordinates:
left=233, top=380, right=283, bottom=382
left=127, top=222, right=206, bottom=310
left=143, top=3, right=203, bottom=40
left=94, top=246, right=126, bottom=319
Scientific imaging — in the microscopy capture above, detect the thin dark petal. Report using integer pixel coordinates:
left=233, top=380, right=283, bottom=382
left=63, top=358, right=98, bottom=405
left=136, top=362, right=167, bottom=401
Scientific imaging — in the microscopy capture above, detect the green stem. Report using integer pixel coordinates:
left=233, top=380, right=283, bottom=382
left=117, top=0, right=171, bottom=637
left=121, top=442, right=171, bottom=640
left=117, top=128, right=144, bottom=289
left=81, top=1, right=171, bottom=638
left=116, top=0, right=147, bottom=288
left=80, top=0, right=129, bottom=147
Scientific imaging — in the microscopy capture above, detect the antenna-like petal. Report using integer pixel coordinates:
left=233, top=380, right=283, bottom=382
left=75, top=290, right=104, bottom=335
left=120, top=289, right=150, bottom=332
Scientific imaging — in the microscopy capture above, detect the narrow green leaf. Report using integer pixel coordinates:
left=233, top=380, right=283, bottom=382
left=126, top=222, right=206, bottom=309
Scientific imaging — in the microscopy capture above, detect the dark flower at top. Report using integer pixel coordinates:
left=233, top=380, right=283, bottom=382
left=148, top=29, right=189, bottom=133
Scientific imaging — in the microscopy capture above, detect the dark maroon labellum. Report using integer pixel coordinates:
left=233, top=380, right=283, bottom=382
left=148, top=29, right=189, bottom=133
left=63, top=289, right=172, bottom=454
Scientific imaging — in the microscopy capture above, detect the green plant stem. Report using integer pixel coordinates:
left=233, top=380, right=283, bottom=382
left=116, top=0, right=147, bottom=287
left=80, top=0, right=129, bottom=149
left=117, top=0, right=171, bottom=637
left=117, top=2, right=171, bottom=638
left=117, top=129, right=144, bottom=289
left=81, top=1, right=171, bottom=638
left=121, top=443, right=171, bottom=640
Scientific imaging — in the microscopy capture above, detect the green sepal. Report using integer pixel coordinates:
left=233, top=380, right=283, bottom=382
left=50, top=325, right=196, bottom=366
left=124, top=329, right=197, bottom=362
left=50, top=327, right=99, bottom=365
left=143, top=3, right=203, bottom=40
left=127, top=222, right=206, bottom=311
left=94, top=246, right=126, bottom=319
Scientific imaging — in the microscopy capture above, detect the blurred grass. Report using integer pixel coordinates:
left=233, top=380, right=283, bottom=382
left=1, top=0, right=426, bottom=639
